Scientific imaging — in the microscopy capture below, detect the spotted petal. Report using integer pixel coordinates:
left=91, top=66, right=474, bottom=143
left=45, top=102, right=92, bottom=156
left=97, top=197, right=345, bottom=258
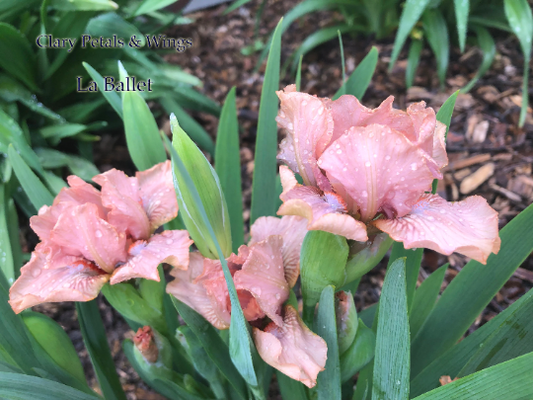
left=277, top=166, right=368, bottom=241
left=9, top=250, right=109, bottom=314
left=249, top=215, right=308, bottom=287
left=373, top=194, right=501, bottom=264
left=167, top=253, right=231, bottom=329
left=253, top=305, right=327, bottom=388
left=319, top=124, right=436, bottom=222
left=234, top=236, right=288, bottom=326
left=276, top=84, right=333, bottom=188
left=93, top=169, right=150, bottom=240
left=50, top=203, right=127, bottom=273
left=110, top=230, right=192, bottom=284
left=136, top=161, right=179, bottom=230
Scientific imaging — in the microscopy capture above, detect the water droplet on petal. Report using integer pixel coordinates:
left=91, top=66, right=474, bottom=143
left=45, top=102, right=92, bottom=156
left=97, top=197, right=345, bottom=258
left=95, top=230, right=103, bottom=238
left=365, top=161, right=371, bottom=167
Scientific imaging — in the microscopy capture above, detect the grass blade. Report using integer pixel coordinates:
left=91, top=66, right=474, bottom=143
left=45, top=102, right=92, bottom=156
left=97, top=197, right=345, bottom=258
left=76, top=301, right=127, bottom=400
left=215, top=87, right=244, bottom=252
left=411, top=286, right=533, bottom=396
left=411, top=203, right=533, bottom=376
left=250, top=18, right=282, bottom=223
left=454, top=0, right=469, bottom=52
left=337, top=31, right=346, bottom=97
left=412, top=353, right=533, bottom=400
left=333, top=47, right=378, bottom=100
left=410, top=265, right=447, bottom=339
left=389, top=0, right=431, bottom=70
left=460, top=27, right=495, bottom=93
left=406, top=39, right=423, bottom=88
left=504, top=0, right=533, bottom=127
left=315, top=286, right=341, bottom=400
left=295, top=55, right=303, bottom=91
left=387, top=244, right=422, bottom=312
left=422, top=9, right=449, bottom=88
left=83, top=62, right=123, bottom=119
left=372, top=258, right=409, bottom=400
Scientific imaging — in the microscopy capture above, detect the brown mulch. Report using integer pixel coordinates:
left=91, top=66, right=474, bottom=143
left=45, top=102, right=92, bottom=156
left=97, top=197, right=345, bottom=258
left=32, top=0, right=533, bottom=399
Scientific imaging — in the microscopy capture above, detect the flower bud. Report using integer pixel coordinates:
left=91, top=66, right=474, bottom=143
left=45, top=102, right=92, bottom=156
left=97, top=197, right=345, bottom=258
left=344, top=233, right=393, bottom=284
left=335, top=291, right=358, bottom=356
left=170, top=114, right=232, bottom=259
left=22, top=311, right=85, bottom=384
left=133, top=326, right=159, bottom=363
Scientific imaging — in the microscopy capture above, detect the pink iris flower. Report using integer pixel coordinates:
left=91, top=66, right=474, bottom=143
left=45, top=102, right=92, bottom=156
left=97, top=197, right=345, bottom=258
left=276, top=85, right=501, bottom=264
left=9, top=161, right=192, bottom=314
left=167, top=215, right=328, bottom=388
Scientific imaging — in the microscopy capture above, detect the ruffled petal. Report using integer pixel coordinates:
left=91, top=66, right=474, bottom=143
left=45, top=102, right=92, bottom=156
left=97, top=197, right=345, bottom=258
left=136, top=161, right=179, bottom=230
left=167, top=253, right=231, bottom=329
left=93, top=169, right=150, bottom=240
left=319, top=124, right=436, bottom=222
left=373, top=194, right=501, bottom=264
left=276, top=85, right=333, bottom=187
left=253, top=305, right=327, bottom=388
left=234, top=236, right=288, bottom=326
left=237, top=290, right=266, bottom=322
left=110, top=230, right=192, bottom=284
left=30, top=176, right=105, bottom=241
left=50, top=203, right=128, bottom=273
left=9, top=250, right=109, bottom=314
left=249, top=215, right=308, bottom=287
left=277, top=166, right=368, bottom=241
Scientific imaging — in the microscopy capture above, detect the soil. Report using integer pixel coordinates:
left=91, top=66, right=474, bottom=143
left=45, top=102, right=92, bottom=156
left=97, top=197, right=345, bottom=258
left=32, top=0, right=533, bottom=399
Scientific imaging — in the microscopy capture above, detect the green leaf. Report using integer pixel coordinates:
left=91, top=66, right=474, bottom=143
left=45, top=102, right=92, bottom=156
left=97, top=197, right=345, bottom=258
left=250, top=18, right=282, bottom=223
left=460, top=27, right=495, bottom=93
left=40, top=123, right=87, bottom=141
left=0, top=372, right=101, bottom=400
left=224, top=0, right=253, bottom=14
left=133, top=0, right=175, bottom=16
left=0, top=23, right=38, bottom=92
left=165, top=134, right=258, bottom=389
left=83, top=62, right=123, bottom=118
left=315, top=286, right=341, bottom=400
left=333, top=47, right=378, bottom=100
left=411, top=285, right=533, bottom=396
left=411, top=203, right=533, bottom=376
left=389, top=0, right=431, bottom=70
left=276, top=370, right=309, bottom=400
left=290, top=24, right=366, bottom=73
left=76, top=301, right=127, bottom=400
left=412, top=353, right=533, bottom=400
left=295, top=55, right=303, bottom=91
left=300, top=230, right=349, bottom=322
left=86, top=13, right=145, bottom=46
left=159, top=96, right=215, bottom=155
left=171, top=116, right=232, bottom=259
left=410, top=265, right=447, bottom=339
left=406, top=39, right=423, bottom=88
left=340, top=319, right=375, bottom=383
left=0, top=282, right=39, bottom=374
left=387, top=244, right=422, bottom=312
left=422, top=9, right=449, bottom=87
left=431, top=91, right=457, bottom=193
left=504, top=0, right=532, bottom=127
left=372, top=258, right=409, bottom=400
left=0, top=185, right=15, bottom=284
left=7, top=145, right=53, bottom=210
left=49, top=0, right=118, bottom=11
left=119, top=61, right=166, bottom=170
left=215, top=87, right=244, bottom=252
left=171, top=300, right=248, bottom=400
left=454, top=0, right=470, bottom=52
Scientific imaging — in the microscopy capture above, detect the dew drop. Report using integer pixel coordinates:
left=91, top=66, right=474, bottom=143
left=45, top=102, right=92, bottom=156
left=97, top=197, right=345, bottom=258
left=166, top=239, right=173, bottom=245
left=365, top=161, right=371, bottom=167
left=95, top=230, right=103, bottom=238
left=31, top=268, right=41, bottom=278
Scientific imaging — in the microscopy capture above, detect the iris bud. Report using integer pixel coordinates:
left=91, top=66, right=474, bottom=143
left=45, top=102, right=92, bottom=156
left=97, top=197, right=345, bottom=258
left=335, top=291, right=358, bottom=356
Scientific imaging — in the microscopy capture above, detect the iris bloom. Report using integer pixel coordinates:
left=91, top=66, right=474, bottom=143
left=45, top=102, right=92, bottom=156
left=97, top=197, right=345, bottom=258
left=276, top=85, right=500, bottom=264
left=9, top=161, right=192, bottom=314
left=167, top=215, right=327, bottom=388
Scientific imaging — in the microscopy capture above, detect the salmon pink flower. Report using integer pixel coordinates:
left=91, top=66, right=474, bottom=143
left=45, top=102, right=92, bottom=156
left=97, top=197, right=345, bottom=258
left=167, top=215, right=328, bottom=388
left=9, top=161, right=192, bottom=314
left=276, top=85, right=500, bottom=264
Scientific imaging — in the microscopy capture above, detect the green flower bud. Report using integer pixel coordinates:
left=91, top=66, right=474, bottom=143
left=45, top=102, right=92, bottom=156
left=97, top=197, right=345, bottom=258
left=21, top=311, right=85, bottom=384
left=335, top=291, right=358, bottom=356
left=170, top=114, right=232, bottom=259
left=344, top=233, right=393, bottom=284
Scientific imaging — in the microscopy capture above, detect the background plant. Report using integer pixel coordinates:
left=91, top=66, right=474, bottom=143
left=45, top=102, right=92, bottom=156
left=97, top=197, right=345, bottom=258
left=227, top=0, right=533, bottom=127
